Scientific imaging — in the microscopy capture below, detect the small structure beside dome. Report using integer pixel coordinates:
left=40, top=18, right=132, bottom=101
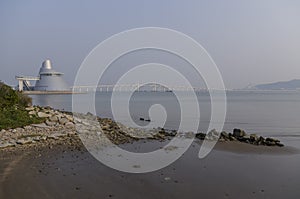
left=16, top=59, right=70, bottom=92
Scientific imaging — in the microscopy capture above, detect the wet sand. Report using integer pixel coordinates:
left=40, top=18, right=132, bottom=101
left=1, top=138, right=300, bottom=199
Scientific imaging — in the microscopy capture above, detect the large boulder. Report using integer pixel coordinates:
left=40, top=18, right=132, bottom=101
left=233, top=128, right=246, bottom=137
left=195, top=132, right=206, bottom=140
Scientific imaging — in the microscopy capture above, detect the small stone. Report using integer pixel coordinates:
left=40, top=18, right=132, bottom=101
left=0, top=142, right=14, bottom=148
left=164, top=177, right=171, bottom=181
left=276, top=142, right=284, bottom=147
left=221, top=131, right=229, bottom=139
left=164, top=145, right=178, bottom=151
left=33, top=136, right=41, bottom=141
left=28, top=111, right=36, bottom=115
left=238, top=135, right=250, bottom=142
left=207, top=129, right=219, bottom=140
left=25, top=107, right=35, bottom=111
left=265, top=141, right=276, bottom=146
left=196, top=132, right=206, bottom=140
left=49, top=116, right=59, bottom=122
left=102, top=125, right=110, bottom=131
left=16, top=139, right=32, bottom=145
left=59, top=118, right=69, bottom=125
left=45, top=120, right=56, bottom=126
left=229, top=134, right=237, bottom=141
left=31, top=123, right=49, bottom=128
left=24, top=126, right=32, bottom=130
left=250, top=134, right=258, bottom=142
left=65, top=115, right=74, bottom=122
left=47, top=135, right=59, bottom=140
left=65, top=122, right=75, bottom=128
left=38, top=112, right=50, bottom=118
left=266, top=137, right=280, bottom=143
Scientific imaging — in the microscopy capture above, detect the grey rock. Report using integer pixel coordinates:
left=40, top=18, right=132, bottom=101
left=164, top=145, right=179, bottom=151
left=16, top=139, right=32, bottom=145
left=65, top=122, right=75, bottom=128
left=28, top=111, right=36, bottom=115
left=233, top=128, right=246, bottom=137
left=59, top=117, right=69, bottom=125
left=196, top=132, right=206, bottom=140
left=24, top=126, right=32, bottom=130
left=265, top=141, right=276, bottom=146
left=25, top=107, right=35, bottom=111
left=206, top=129, right=219, bottom=140
left=40, top=136, right=47, bottom=141
left=276, top=142, right=284, bottom=147
left=31, top=123, right=49, bottom=128
left=221, top=131, right=229, bottom=139
left=0, top=142, right=15, bottom=148
left=45, top=120, right=56, bottom=126
left=47, top=133, right=66, bottom=140
left=49, top=115, right=59, bottom=122
left=250, top=134, right=258, bottom=142
left=67, top=131, right=76, bottom=136
left=15, top=127, right=24, bottom=132
left=229, top=136, right=237, bottom=141
left=33, top=136, right=41, bottom=141
left=38, top=112, right=50, bottom=118
left=164, top=177, right=171, bottom=181
left=47, top=135, right=59, bottom=140
left=65, top=115, right=74, bottom=122
left=266, top=137, right=280, bottom=143
left=102, top=125, right=110, bottom=131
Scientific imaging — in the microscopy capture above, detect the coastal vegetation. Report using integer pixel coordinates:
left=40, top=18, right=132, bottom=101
left=0, top=82, right=44, bottom=130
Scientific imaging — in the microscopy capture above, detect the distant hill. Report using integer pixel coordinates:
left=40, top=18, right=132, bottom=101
left=254, top=79, right=300, bottom=90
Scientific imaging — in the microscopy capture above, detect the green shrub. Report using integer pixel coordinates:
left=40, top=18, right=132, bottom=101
left=0, top=82, right=43, bottom=130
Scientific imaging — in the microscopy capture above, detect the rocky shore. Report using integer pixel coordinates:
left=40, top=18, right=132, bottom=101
left=0, top=106, right=284, bottom=150
left=0, top=106, right=76, bottom=149
left=195, top=128, right=284, bottom=147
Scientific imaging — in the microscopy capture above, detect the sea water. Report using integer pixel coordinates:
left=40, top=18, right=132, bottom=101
left=30, top=90, right=300, bottom=148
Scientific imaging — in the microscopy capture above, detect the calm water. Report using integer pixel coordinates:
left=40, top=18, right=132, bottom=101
left=30, top=91, right=300, bottom=147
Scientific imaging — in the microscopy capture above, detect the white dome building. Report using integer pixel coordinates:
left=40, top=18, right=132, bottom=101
left=34, top=60, right=69, bottom=91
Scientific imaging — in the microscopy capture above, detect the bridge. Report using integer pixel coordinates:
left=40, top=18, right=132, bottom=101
left=15, top=76, right=40, bottom=91
left=15, top=76, right=216, bottom=93
left=71, top=83, right=208, bottom=93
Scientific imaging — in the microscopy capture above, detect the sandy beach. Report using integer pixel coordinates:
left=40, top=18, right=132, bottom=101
left=1, top=136, right=299, bottom=199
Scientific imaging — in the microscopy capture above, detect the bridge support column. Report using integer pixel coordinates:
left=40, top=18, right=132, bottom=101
left=18, top=80, right=23, bottom=91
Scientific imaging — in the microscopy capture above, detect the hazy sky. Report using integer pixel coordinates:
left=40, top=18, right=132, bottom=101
left=1, top=0, right=300, bottom=89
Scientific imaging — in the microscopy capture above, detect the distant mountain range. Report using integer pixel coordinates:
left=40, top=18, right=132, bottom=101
left=253, top=79, right=300, bottom=90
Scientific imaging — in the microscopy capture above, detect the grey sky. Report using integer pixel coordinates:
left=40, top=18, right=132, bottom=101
left=0, top=0, right=299, bottom=89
